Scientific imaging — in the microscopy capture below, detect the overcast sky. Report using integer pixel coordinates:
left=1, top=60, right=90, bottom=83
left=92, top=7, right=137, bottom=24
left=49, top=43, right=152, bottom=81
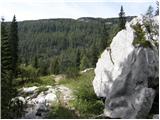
left=0, top=0, right=157, bottom=21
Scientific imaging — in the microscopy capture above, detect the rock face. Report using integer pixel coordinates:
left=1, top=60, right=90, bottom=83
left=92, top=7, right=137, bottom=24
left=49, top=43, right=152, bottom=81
left=13, top=85, right=74, bottom=119
left=93, top=16, right=159, bottom=119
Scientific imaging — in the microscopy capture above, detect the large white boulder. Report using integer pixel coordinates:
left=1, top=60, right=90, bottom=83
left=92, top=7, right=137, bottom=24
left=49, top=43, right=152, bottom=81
left=93, top=16, right=159, bottom=118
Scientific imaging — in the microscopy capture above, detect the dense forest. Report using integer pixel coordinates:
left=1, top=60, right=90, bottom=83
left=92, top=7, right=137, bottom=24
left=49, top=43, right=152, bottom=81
left=2, top=14, right=135, bottom=118
left=16, top=16, right=135, bottom=76
left=1, top=2, right=159, bottom=118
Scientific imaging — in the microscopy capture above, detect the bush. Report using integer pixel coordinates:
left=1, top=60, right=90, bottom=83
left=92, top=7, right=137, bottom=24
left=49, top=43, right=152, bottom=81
left=60, top=70, right=104, bottom=118
left=47, top=103, right=78, bottom=119
left=16, top=65, right=55, bottom=87
left=39, top=75, right=55, bottom=86
left=19, top=64, right=40, bottom=82
left=72, top=75, right=104, bottom=117
left=132, top=23, right=152, bottom=48
left=65, top=67, right=79, bottom=78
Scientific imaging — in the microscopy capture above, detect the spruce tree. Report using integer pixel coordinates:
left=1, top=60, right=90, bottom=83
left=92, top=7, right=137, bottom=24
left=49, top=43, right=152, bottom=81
left=80, top=54, right=90, bottom=70
left=76, top=49, right=81, bottom=70
left=155, top=1, right=159, bottom=16
left=90, top=44, right=98, bottom=67
left=119, top=6, right=126, bottom=30
left=33, top=56, right=38, bottom=68
left=1, top=18, right=13, bottom=118
left=99, top=23, right=109, bottom=53
left=146, top=5, right=154, bottom=18
left=9, top=15, right=19, bottom=78
left=50, top=57, right=59, bottom=75
left=1, top=15, right=20, bottom=118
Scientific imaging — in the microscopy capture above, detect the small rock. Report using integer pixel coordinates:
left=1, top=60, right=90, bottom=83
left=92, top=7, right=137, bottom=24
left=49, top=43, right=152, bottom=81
left=23, top=86, right=38, bottom=94
left=45, top=93, right=57, bottom=103
left=153, top=114, right=159, bottom=119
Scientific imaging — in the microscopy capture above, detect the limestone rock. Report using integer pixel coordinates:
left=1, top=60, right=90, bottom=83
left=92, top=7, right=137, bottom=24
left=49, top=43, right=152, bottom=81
left=153, top=114, right=159, bottom=119
left=93, top=16, right=159, bottom=119
left=16, top=85, right=74, bottom=119
left=22, top=86, right=38, bottom=94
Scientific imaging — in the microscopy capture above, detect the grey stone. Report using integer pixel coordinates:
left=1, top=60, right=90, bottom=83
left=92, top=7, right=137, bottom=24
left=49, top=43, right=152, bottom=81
left=93, top=16, right=159, bottom=119
left=153, top=114, right=159, bottom=119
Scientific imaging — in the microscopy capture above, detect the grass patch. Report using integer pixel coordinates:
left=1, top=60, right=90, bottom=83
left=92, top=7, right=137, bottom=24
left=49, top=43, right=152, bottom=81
left=15, top=75, right=55, bottom=88
left=16, top=69, right=104, bottom=118
left=47, top=103, right=78, bottom=119
left=39, top=75, right=55, bottom=86
left=58, top=69, right=104, bottom=118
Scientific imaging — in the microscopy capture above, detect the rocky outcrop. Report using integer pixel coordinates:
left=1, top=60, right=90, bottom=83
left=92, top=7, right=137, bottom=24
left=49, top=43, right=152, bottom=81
left=93, top=16, right=159, bottom=119
left=153, top=114, right=159, bottom=119
left=12, top=85, right=74, bottom=119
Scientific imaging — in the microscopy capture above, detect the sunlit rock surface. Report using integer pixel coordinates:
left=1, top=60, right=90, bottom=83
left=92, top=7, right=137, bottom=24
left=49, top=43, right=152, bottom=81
left=93, top=16, right=159, bottom=118
left=14, top=85, right=74, bottom=119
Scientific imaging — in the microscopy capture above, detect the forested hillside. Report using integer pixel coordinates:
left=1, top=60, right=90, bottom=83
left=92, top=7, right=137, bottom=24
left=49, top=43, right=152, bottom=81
left=14, top=16, right=135, bottom=75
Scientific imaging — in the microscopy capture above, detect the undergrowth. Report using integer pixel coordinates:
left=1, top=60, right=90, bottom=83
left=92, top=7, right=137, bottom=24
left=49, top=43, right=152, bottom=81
left=58, top=69, right=104, bottom=118
left=132, top=23, right=152, bottom=48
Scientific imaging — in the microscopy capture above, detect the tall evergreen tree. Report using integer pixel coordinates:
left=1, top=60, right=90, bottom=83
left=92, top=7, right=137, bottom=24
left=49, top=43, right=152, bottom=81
left=9, top=15, right=19, bottom=78
left=155, top=1, right=159, bottom=16
left=90, top=44, right=98, bottom=67
left=119, top=6, right=126, bottom=30
left=99, top=23, right=109, bottom=53
left=146, top=5, right=154, bottom=18
left=76, top=49, right=81, bottom=70
left=1, top=15, right=20, bottom=118
left=50, top=57, right=59, bottom=75
left=1, top=18, right=13, bottom=118
left=80, top=54, right=90, bottom=70
left=33, top=56, right=38, bottom=68
left=143, top=6, right=154, bottom=34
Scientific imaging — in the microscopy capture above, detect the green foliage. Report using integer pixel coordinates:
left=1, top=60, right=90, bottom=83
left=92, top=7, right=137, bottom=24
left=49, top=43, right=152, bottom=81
left=146, top=5, right=154, bottom=18
left=39, top=61, right=49, bottom=75
left=65, top=66, right=79, bottom=78
left=119, top=6, right=126, bottom=30
left=39, top=75, right=55, bottom=86
left=132, top=23, right=152, bottom=48
left=9, top=97, right=25, bottom=118
left=47, top=103, right=78, bottom=119
left=49, top=57, right=60, bottom=75
left=155, top=1, right=159, bottom=16
left=2, top=16, right=20, bottom=118
left=15, top=17, right=134, bottom=75
left=16, top=74, right=55, bottom=88
left=72, top=71, right=104, bottom=117
left=59, top=70, right=104, bottom=118
left=142, top=5, right=159, bottom=43
left=75, top=49, right=81, bottom=69
left=19, top=64, right=40, bottom=82
left=33, top=56, right=38, bottom=68
left=9, top=15, right=19, bottom=77
left=80, top=54, right=90, bottom=70
left=90, top=44, right=98, bottom=67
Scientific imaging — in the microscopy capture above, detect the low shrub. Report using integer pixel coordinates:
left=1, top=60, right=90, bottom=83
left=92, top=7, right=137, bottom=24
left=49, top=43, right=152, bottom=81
left=72, top=73, right=104, bottom=118
left=39, top=75, right=55, bottom=86
left=59, top=69, right=104, bottom=118
left=47, top=103, right=78, bottom=119
left=132, top=23, right=152, bottom=48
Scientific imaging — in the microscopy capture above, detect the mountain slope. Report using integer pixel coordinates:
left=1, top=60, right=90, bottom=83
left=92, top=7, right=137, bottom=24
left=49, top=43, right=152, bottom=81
left=15, top=16, right=135, bottom=74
